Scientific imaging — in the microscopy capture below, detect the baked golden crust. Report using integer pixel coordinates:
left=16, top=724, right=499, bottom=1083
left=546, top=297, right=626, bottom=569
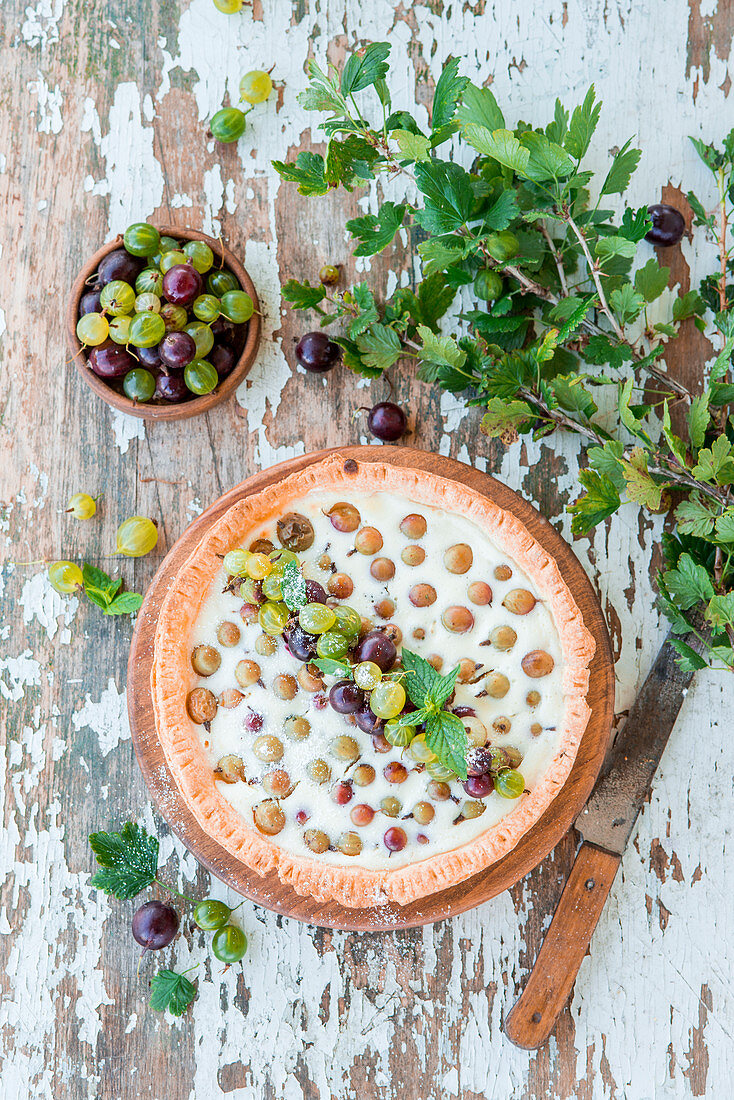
left=151, top=453, right=595, bottom=908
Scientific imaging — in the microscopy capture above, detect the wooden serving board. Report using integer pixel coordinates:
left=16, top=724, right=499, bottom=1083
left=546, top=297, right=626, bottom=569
left=128, top=446, right=614, bottom=931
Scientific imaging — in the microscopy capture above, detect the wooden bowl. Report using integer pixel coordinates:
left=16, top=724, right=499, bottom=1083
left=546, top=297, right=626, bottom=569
left=128, top=446, right=615, bottom=930
left=67, top=224, right=261, bottom=421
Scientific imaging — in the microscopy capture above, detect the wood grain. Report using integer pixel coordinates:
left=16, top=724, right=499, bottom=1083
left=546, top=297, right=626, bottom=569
left=66, top=225, right=261, bottom=421
left=128, top=445, right=614, bottom=931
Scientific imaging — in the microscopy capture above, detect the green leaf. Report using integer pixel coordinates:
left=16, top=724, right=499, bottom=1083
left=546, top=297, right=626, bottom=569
left=595, top=236, right=637, bottom=260
left=706, top=593, right=734, bottom=629
left=479, top=397, right=535, bottom=439
left=325, top=136, right=378, bottom=189
left=355, top=325, right=403, bottom=370
left=520, top=131, right=575, bottom=182
left=340, top=43, right=391, bottom=97
left=414, top=160, right=474, bottom=234
left=582, top=334, right=633, bottom=370
left=332, top=336, right=382, bottom=379
left=669, top=638, right=708, bottom=673
left=463, top=127, right=530, bottom=174
left=456, top=82, right=505, bottom=131
left=433, top=663, right=461, bottom=707
left=298, top=60, right=349, bottom=115
left=346, top=201, right=407, bottom=257
left=634, top=258, right=670, bottom=303
left=551, top=373, right=597, bottom=419
left=400, top=648, right=441, bottom=708
left=715, top=508, right=734, bottom=542
left=588, top=440, right=626, bottom=492
left=312, top=657, right=352, bottom=679
left=600, top=138, right=641, bottom=196
left=82, top=562, right=120, bottom=608
left=425, top=711, right=468, bottom=780
left=392, top=129, right=430, bottom=161
left=609, top=283, right=644, bottom=323
left=708, top=382, right=734, bottom=407
left=691, top=433, right=734, bottom=485
left=662, top=552, right=715, bottom=610
left=656, top=575, right=694, bottom=634
left=482, top=188, right=519, bottom=230
left=687, top=393, right=710, bottom=451
left=619, top=377, right=648, bottom=440
left=564, top=86, right=601, bottom=160
left=272, top=152, right=328, bottom=197
left=89, top=823, right=159, bottom=900
left=674, top=493, right=718, bottom=538
left=545, top=98, right=569, bottom=145
left=568, top=469, right=621, bottom=535
left=661, top=402, right=688, bottom=466
left=620, top=448, right=663, bottom=510
left=417, top=235, right=468, bottom=276
left=281, top=558, right=308, bottom=611
left=709, top=334, right=734, bottom=381
left=553, top=296, right=594, bottom=341
left=416, top=324, right=466, bottom=373
left=346, top=282, right=379, bottom=337
left=619, top=206, right=653, bottom=242
left=282, top=279, right=328, bottom=313
left=105, top=592, right=143, bottom=616
left=415, top=274, right=456, bottom=332
left=390, top=708, right=430, bottom=730
left=431, top=57, right=468, bottom=131
left=149, top=970, right=197, bottom=1017
left=672, top=290, right=703, bottom=322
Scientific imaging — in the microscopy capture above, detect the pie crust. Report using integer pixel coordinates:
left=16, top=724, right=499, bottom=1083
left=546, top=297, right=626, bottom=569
left=151, top=453, right=595, bottom=908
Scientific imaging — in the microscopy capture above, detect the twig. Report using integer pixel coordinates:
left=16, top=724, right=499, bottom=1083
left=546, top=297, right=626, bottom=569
left=540, top=225, right=569, bottom=295
left=566, top=212, right=626, bottom=343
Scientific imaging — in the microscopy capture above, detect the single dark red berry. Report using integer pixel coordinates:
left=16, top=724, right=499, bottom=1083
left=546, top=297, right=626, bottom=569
left=645, top=204, right=685, bottom=247
left=366, top=402, right=407, bottom=442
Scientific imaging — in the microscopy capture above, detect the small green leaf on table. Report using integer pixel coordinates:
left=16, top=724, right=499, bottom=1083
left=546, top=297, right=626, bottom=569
left=149, top=970, right=197, bottom=1017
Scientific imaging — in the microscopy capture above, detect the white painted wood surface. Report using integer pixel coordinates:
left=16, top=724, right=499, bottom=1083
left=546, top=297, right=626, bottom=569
left=1, top=0, right=732, bottom=1096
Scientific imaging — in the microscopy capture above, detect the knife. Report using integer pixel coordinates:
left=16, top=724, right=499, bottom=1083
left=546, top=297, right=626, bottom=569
left=503, top=628, right=705, bottom=1049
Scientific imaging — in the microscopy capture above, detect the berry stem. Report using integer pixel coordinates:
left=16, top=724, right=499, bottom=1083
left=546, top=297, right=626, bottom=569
left=154, top=878, right=198, bottom=905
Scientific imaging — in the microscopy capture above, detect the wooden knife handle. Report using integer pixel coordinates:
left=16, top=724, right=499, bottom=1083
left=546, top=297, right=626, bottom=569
left=503, top=842, right=621, bottom=1049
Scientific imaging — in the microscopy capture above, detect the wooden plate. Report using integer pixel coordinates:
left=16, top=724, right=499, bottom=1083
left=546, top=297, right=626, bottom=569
left=128, top=446, right=614, bottom=931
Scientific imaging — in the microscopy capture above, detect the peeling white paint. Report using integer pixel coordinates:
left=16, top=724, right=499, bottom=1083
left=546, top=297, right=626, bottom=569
left=109, top=408, right=145, bottom=455
left=71, top=679, right=130, bottom=757
left=19, top=571, right=78, bottom=643
left=20, top=0, right=65, bottom=50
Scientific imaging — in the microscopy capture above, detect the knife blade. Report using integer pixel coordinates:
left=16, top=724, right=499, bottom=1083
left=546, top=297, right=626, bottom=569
left=503, top=627, right=705, bottom=1049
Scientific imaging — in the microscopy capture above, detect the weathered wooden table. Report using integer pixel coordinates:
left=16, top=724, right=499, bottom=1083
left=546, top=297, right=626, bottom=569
left=2, top=2, right=732, bottom=1097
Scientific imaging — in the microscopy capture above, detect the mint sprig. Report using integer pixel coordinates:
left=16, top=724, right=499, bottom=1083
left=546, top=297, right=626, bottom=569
left=313, top=657, right=352, bottom=678
left=281, top=558, right=308, bottom=611
left=82, top=562, right=143, bottom=616
left=400, top=649, right=468, bottom=779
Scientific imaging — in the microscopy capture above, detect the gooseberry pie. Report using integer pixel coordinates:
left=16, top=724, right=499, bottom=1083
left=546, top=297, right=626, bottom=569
left=152, top=453, right=594, bottom=908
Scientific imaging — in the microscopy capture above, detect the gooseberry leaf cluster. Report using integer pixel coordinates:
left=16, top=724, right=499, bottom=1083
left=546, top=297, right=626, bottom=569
left=275, top=43, right=734, bottom=672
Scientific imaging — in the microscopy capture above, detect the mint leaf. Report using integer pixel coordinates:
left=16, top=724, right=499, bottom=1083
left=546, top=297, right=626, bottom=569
left=82, top=562, right=121, bottom=608
left=346, top=201, right=407, bottom=256
left=662, top=552, right=715, bottom=610
left=433, top=664, right=460, bottom=707
left=431, top=57, right=467, bottom=131
left=281, top=559, right=307, bottom=611
left=89, top=823, right=159, bottom=900
left=400, top=648, right=441, bottom=708
left=425, top=711, right=468, bottom=780
left=105, top=592, right=143, bottom=616
left=564, top=85, right=600, bottom=160
left=282, top=279, right=328, bottom=313
left=390, top=708, right=430, bottom=730
left=150, top=970, right=197, bottom=1017
left=313, top=657, right=352, bottom=678
left=340, top=43, right=391, bottom=97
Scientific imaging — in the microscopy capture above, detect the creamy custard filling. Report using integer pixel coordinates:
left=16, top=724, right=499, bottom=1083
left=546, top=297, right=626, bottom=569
left=187, top=490, right=565, bottom=871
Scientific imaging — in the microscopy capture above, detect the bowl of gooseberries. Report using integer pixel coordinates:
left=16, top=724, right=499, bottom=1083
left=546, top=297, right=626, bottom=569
left=68, top=224, right=261, bottom=420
